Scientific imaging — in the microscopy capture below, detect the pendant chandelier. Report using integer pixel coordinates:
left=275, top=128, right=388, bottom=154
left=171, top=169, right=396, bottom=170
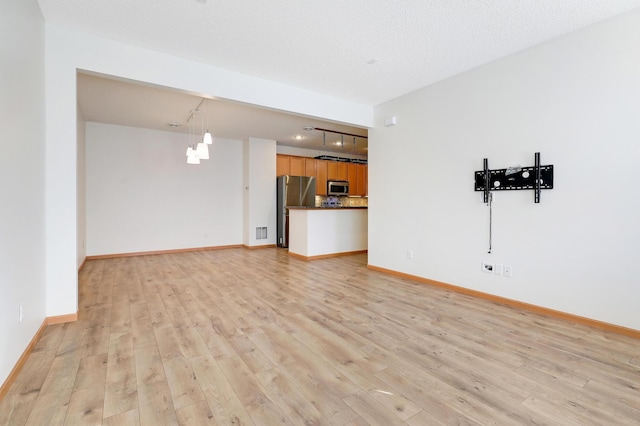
left=185, top=98, right=213, bottom=165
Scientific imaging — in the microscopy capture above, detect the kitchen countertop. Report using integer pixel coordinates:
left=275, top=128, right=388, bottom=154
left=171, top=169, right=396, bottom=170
left=287, top=206, right=368, bottom=210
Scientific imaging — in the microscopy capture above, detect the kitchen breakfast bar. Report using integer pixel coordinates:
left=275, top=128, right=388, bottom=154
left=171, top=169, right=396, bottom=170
left=287, top=207, right=368, bottom=260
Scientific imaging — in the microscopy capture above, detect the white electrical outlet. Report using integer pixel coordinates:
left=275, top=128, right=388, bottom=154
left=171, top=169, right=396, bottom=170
left=19, top=304, right=23, bottom=323
left=481, top=262, right=494, bottom=273
left=407, top=249, right=414, bottom=259
left=504, top=265, right=512, bottom=277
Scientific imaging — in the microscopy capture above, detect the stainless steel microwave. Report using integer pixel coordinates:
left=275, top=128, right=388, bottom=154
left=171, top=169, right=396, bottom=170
left=327, top=180, right=349, bottom=195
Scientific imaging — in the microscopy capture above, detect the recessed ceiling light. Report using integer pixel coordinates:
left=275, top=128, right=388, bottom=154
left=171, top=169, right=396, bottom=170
left=294, top=135, right=303, bottom=140
left=167, top=122, right=180, bottom=128
left=367, top=58, right=379, bottom=65
left=303, top=126, right=314, bottom=131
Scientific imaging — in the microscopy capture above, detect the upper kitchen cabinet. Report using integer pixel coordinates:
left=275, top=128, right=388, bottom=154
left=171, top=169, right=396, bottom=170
left=327, top=161, right=348, bottom=181
left=316, top=160, right=327, bottom=196
left=364, top=164, right=368, bottom=196
left=348, top=164, right=357, bottom=195
left=276, top=154, right=306, bottom=177
left=276, top=154, right=366, bottom=196
left=304, top=158, right=316, bottom=177
left=337, top=162, right=348, bottom=181
left=290, top=156, right=305, bottom=176
left=326, top=161, right=337, bottom=181
left=276, top=154, right=290, bottom=176
left=348, top=163, right=367, bottom=196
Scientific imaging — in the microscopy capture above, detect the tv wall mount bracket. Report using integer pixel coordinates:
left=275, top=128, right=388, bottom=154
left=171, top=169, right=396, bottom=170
left=474, top=152, right=553, bottom=203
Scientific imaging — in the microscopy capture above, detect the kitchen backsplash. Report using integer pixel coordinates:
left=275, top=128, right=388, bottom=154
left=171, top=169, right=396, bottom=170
left=315, top=195, right=368, bottom=207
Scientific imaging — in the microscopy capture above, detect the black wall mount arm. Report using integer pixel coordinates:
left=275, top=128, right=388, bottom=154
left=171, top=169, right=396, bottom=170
left=474, top=152, right=553, bottom=203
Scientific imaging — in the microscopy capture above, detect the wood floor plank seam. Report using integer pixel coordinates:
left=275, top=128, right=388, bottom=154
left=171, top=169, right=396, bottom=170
left=1, top=249, right=639, bottom=425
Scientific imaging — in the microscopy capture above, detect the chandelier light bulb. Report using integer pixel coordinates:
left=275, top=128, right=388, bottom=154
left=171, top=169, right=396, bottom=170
left=187, top=153, right=200, bottom=164
left=203, top=131, right=213, bottom=145
left=196, top=142, right=209, bottom=160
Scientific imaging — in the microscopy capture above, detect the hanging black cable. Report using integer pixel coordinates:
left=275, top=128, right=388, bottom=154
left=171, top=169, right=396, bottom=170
left=488, top=192, right=493, bottom=254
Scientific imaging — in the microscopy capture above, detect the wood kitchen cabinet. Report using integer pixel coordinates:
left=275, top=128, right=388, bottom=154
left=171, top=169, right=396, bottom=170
left=276, top=154, right=290, bottom=176
left=356, top=164, right=366, bottom=196
left=304, top=158, right=316, bottom=177
left=290, top=156, right=304, bottom=176
left=348, top=164, right=358, bottom=195
left=326, top=161, right=338, bottom=180
left=348, top=163, right=367, bottom=196
left=337, top=162, right=348, bottom=181
left=364, top=164, right=368, bottom=196
left=327, top=161, right=348, bottom=181
left=316, top=160, right=327, bottom=195
left=277, top=154, right=311, bottom=177
left=277, top=154, right=366, bottom=196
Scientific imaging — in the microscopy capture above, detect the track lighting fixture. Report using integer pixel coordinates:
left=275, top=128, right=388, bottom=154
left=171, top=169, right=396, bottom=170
left=311, top=126, right=367, bottom=154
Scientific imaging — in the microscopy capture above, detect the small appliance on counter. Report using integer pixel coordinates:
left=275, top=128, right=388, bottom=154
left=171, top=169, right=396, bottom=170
left=277, top=175, right=316, bottom=248
left=321, top=196, right=342, bottom=208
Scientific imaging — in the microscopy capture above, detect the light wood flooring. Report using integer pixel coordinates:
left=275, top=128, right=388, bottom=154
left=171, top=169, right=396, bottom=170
left=1, top=248, right=639, bottom=425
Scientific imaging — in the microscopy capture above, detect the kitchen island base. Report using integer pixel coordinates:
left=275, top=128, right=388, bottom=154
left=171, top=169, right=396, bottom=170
left=288, top=208, right=367, bottom=260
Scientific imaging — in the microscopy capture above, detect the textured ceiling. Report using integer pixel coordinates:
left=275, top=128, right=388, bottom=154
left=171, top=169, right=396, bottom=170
left=76, top=73, right=369, bottom=156
left=40, top=1, right=640, bottom=156
left=38, top=0, right=640, bottom=105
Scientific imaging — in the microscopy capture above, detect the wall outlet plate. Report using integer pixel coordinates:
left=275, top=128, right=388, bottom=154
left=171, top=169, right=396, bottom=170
left=481, top=262, right=494, bottom=273
left=504, top=265, right=512, bottom=277
left=494, top=264, right=503, bottom=276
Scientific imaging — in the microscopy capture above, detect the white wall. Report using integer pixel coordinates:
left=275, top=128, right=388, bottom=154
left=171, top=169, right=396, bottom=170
left=45, top=25, right=372, bottom=319
left=243, top=138, right=277, bottom=247
left=370, top=9, right=640, bottom=330
left=86, top=123, right=243, bottom=255
left=0, top=0, right=47, bottom=385
left=77, top=106, right=86, bottom=267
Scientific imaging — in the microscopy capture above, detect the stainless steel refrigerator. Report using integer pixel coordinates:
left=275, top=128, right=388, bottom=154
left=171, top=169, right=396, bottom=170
left=277, top=175, right=316, bottom=248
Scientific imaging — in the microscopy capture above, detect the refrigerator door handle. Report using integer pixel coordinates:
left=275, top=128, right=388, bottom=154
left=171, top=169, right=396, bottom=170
left=301, top=179, right=314, bottom=201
